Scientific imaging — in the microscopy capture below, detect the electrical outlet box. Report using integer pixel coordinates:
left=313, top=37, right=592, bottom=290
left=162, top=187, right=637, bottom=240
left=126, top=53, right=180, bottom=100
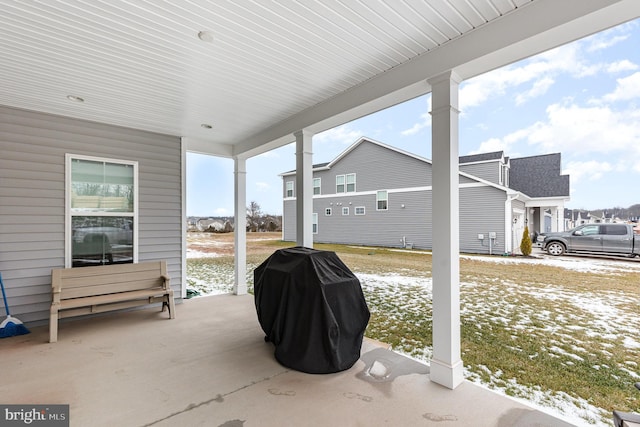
left=478, top=234, right=484, bottom=240
left=489, top=232, right=497, bottom=239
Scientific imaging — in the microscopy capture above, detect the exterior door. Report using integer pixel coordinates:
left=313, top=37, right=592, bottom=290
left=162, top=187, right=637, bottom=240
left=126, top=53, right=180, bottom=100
left=568, top=224, right=602, bottom=252
left=600, top=224, right=631, bottom=254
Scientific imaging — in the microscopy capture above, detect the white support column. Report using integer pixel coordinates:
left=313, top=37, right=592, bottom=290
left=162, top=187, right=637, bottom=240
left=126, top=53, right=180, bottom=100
left=233, top=156, right=247, bottom=295
left=539, top=208, right=547, bottom=233
left=428, top=71, right=464, bottom=390
left=295, top=130, right=314, bottom=248
left=551, top=208, right=559, bottom=232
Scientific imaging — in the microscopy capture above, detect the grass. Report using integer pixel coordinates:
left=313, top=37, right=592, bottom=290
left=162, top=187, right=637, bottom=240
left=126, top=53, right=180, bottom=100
left=187, top=232, right=640, bottom=425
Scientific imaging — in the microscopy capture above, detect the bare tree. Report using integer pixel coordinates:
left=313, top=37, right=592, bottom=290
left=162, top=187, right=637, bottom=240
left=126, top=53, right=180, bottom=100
left=246, top=201, right=262, bottom=232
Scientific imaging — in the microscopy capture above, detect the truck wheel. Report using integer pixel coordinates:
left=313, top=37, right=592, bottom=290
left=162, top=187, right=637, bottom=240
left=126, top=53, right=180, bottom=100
left=546, top=242, right=565, bottom=256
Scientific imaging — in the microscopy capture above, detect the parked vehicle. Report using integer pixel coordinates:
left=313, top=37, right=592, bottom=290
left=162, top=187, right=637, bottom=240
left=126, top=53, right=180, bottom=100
left=537, top=223, right=640, bottom=257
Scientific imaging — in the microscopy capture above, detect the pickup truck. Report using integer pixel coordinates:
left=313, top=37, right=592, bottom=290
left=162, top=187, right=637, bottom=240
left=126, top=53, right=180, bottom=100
left=537, top=223, right=640, bottom=257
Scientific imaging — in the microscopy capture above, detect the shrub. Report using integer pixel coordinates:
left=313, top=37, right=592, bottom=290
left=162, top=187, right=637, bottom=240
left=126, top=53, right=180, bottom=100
left=520, top=225, right=532, bottom=256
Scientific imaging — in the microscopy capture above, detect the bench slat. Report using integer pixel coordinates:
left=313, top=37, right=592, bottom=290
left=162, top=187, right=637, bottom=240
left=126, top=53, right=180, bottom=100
left=58, top=270, right=165, bottom=290
left=61, top=277, right=165, bottom=299
left=60, top=288, right=170, bottom=309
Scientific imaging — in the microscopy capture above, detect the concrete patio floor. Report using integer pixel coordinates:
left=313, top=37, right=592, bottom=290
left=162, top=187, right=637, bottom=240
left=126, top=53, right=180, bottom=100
left=1, top=294, right=577, bottom=427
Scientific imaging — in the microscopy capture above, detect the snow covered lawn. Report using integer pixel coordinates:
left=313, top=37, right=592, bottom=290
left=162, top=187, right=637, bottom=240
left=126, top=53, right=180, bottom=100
left=187, top=236, right=640, bottom=427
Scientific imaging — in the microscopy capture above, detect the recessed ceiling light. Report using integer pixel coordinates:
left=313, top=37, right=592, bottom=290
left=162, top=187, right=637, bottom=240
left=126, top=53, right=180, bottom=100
left=197, top=31, right=214, bottom=43
left=67, top=95, right=84, bottom=102
left=201, top=124, right=213, bottom=129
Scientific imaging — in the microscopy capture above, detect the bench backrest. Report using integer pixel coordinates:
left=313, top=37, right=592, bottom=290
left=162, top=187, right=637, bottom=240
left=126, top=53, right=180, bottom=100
left=52, top=261, right=168, bottom=300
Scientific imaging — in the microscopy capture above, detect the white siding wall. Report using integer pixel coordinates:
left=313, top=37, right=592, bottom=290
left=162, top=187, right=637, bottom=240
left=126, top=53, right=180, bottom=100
left=0, top=106, right=183, bottom=324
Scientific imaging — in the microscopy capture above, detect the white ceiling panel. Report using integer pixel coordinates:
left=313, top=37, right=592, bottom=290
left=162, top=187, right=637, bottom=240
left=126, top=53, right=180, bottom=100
left=0, top=0, right=637, bottom=157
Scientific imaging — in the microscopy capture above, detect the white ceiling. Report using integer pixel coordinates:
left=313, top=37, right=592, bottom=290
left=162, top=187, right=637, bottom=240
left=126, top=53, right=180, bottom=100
left=1, top=0, right=638, bottom=158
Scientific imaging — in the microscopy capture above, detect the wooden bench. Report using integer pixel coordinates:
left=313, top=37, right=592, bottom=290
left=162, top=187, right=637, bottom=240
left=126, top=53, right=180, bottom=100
left=50, top=261, right=176, bottom=342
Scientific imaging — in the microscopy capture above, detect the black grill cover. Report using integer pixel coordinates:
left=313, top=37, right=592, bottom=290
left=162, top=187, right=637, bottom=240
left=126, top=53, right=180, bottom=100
left=254, top=247, right=370, bottom=374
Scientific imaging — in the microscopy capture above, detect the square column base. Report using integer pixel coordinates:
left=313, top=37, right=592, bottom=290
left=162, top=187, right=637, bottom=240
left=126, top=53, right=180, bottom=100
left=430, top=358, right=464, bottom=389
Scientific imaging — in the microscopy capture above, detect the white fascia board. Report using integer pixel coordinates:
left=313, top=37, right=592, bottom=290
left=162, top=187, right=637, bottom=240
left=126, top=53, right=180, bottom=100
left=233, top=0, right=635, bottom=157
left=183, top=137, right=234, bottom=158
left=525, top=196, right=571, bottom=207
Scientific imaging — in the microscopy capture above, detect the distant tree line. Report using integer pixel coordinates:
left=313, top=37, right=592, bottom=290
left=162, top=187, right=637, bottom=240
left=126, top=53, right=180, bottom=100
left=187, top=201, right=281, bottom=233
left=567, top=204, right=640, bottom=221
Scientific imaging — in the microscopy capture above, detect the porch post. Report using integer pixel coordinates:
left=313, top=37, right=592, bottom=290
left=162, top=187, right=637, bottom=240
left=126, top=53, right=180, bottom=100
left=294, top=130, right=313, bottom=248
left=233, top=156, right=247, bottom=295
left=428, top=71, right=464, bottom=389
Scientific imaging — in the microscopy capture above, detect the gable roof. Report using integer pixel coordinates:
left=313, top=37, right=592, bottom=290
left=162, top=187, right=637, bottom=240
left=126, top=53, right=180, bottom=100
left=509, top=153, right=570, bottom=198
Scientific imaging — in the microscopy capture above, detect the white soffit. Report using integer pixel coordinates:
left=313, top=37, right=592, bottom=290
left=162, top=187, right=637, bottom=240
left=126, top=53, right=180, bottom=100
left=0, top=0, right=638, bottom=157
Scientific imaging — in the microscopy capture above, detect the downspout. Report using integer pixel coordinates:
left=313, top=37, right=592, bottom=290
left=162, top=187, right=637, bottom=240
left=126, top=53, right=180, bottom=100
left=504, top=192, right=520, bottom=254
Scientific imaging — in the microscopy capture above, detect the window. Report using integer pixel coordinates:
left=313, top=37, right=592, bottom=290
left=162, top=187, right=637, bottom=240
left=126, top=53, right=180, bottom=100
left=342, top=207, right=349, bottom=215
left=336, top=175, right=345, bottom=193
left=312, top=213, right=318, bottom=234
left=355, top=206, right=365, bottom=215
left=376, top=190, right=388, bottom=211
left=346, top=173, right=356, bottom=192
left=286, top=181, right=294, bottom=197
left=602, top=225, right=627, bottom=235
left=325, top=208, right=332, bottom=216
left=67, top=155, right=137, bottom=267
left=577, top=225, right=599, bottom=236
left=313, top=178, right=321, bottom=195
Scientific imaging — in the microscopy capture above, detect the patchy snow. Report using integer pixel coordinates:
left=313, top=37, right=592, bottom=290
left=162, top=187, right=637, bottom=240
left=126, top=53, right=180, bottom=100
left=187, top=245, right=640, bottom=427
left=186, top=249, right=224, bottom=259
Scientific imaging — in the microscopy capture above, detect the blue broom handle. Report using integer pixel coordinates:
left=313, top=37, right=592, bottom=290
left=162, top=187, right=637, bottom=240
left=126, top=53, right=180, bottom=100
left=0, top=272, right=11, bottom=316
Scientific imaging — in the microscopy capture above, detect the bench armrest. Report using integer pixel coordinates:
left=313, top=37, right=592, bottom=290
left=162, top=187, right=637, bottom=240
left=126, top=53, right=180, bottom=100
left=161, top=274, right=171, bottom=289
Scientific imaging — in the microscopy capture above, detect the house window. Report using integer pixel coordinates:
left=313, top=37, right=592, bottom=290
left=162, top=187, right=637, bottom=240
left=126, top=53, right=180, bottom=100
left=355, top=206, right=365, bottom=215
left=286, top=181, right=294, bottom=197
left=336, top=175, right=345, bottom=193
left=312, top=213, right=318, bottom=234
left=346, top=173, right=356, bottom=192
left=376, top=190, right=388, bottom=211
left=67, top=154, right=137, bottom=267
left=342, top=207, right=349, bottom=215
left=500, top=164, right=510, bottom=187
left=325, top=208, right=332, bottom=216
left=313, top=178, right=321, bottom=195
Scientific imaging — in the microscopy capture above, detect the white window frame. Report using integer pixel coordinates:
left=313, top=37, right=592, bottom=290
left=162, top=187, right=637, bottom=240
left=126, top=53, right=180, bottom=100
left=346, top=173, right=356, bottom=193
left=355, top=206, right=366, bottom=215
left=376, top=190, right=388, bottom=211
left=313, top=178, right=321, bottom=195
left=336, top=175, right=345, bottom=193
left=325, top=207, right=332, bottom=216
left=66, top=154, right=138, bottom=268
left=312, top=213, right=318, bottom=234
left=286, top=181, right=294, bottom=198
left=342, top=207, right=349, bottom=215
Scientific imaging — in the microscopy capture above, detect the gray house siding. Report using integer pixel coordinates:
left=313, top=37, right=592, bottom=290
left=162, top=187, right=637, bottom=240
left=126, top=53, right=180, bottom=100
left=459, top=161, right=500, bottom=185
left=284, top=184, right=508, bottom=254
left=322, top=141, right=431, bottom=191
left=281, top=139, right=522, bottom=254
left=460, top=185, right=506, bottom=254
left=0, top=106, right=183, bottom=324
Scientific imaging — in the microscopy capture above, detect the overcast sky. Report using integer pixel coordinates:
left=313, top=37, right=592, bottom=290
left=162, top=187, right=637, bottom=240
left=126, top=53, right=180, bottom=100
left=187, top=18, right=640, bottom=217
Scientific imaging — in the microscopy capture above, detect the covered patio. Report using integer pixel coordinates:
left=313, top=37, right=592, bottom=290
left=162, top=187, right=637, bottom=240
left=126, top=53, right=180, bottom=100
left=1, top=295, right=575, bottom=427
left=1, top=1, right=639, bottom=426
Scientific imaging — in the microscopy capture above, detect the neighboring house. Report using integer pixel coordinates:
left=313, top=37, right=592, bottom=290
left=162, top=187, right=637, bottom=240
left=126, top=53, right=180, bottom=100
left=281, top=138, right=570, bottom=255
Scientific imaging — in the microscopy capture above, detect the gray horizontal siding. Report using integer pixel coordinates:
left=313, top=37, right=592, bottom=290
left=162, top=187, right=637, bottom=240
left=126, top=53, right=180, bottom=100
left=0, top=106, right=183, bottom=324
left=284, top=185, right=508, bottom=254
left=460, top=161, right=500, bottom=185
left=460, top=186, right=506, bottom=254
left=317, top=141, right=430, bottom=193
